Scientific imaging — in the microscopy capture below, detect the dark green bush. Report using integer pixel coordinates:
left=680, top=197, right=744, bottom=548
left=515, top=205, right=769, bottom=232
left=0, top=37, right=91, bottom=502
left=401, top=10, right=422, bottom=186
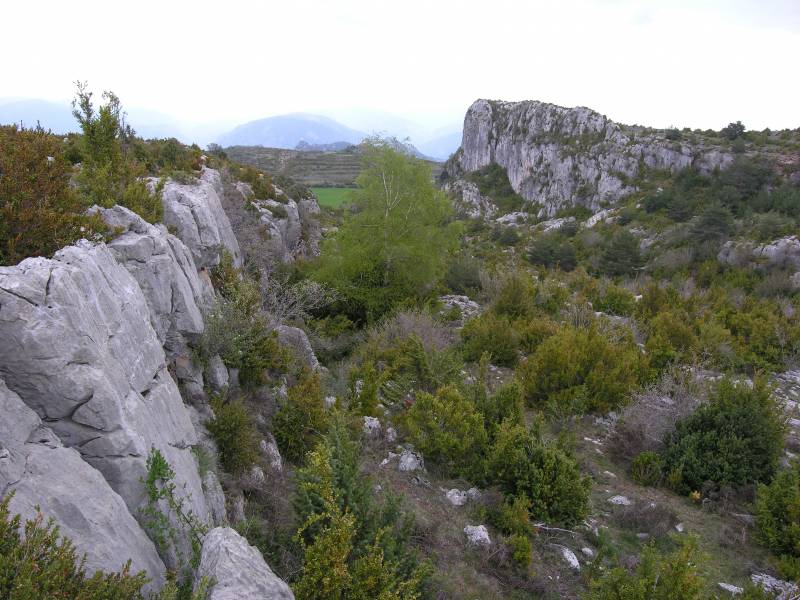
left=400, top=385, right=488, bottom=479
left=661, top=378, right=784, bottom=494
left=461, top=313, right=519, bottom=367
left=588, top=282, right=636, bottom=316
left=599, top=230, right=643, bottom=276
left=487, top=420, right=590, bottom=526
left=444, top=253, right=482, bottom=295
left=492, top=271, right=539, bottom=320
left=273, top=370, right=331, bottom=464
left=491, top=226, right=521, bottom=246
left=0, top=494, right=149, bottom=599
left=207, top=396, right=260, bottom=475
left=527, top=234, right=577, bottom=271
left=467, top=163, right=525, bottom=214
left=755, top=463, right=800, bottom=566
left=476, top=380, right=525, bottom=433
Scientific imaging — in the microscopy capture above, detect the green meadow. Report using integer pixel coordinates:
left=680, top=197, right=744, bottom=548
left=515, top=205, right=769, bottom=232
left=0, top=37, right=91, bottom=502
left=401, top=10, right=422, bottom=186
left=311, top=187, right=354, bottom=208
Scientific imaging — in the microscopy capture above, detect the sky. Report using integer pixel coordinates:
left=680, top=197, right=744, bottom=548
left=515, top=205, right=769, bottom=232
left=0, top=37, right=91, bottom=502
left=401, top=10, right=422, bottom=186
left=3, top=0, right=799, bottom=136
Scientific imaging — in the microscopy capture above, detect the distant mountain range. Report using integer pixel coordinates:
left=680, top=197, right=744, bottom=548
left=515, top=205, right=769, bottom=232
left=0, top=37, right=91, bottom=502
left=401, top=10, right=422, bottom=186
left=0, top=98, right=463, bottom=160
left=217, top=113, right=365, bottom=149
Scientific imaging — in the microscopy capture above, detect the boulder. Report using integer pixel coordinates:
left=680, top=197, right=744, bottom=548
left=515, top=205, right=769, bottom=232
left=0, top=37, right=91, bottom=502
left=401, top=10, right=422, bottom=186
left=363, top=416, right=382, bottom=439
left=558, top=546, right=580, bottom=571
left=161, top=168, right=241, bottom=269
left=398, top=449, right=424, bottom=472
left=0, top=241, right=209, bottom=566
left=275, top=324, right=320, bottom=371
left=196, top=527, right=294, bottom=600
left=445, top=488, right=468, bottom=506
left=0, top=379, right=166, bottom=590
left=442, top=179, right=497, bottom=219
left=206, top=355, right=230, bottom=392
left=464, top=524, right=491, bottom=547
left=439, top=295, right=481, bottom=323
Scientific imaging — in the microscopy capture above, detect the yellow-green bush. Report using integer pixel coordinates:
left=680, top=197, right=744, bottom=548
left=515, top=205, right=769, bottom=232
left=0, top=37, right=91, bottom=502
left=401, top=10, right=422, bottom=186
left=0, top=493, right=149, bottom=598
left=517, top=324, right=646, bottom=413
left=400, top=385, right=487, bottom=479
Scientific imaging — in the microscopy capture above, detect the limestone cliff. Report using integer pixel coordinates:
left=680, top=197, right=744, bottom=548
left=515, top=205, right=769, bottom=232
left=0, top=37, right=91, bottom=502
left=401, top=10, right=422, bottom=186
left=0, top=165, right=296, bottom=594
left=445, top=99, right=733, bottom=216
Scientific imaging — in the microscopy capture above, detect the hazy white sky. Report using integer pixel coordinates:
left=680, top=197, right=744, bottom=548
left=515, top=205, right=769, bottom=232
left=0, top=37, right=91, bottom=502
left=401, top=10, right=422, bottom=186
left=3, top=0, right=799, bottom=131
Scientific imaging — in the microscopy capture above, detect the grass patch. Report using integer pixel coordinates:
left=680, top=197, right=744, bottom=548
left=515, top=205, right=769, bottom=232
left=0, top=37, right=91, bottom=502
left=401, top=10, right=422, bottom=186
left=311, top=187, right=354, bottom=208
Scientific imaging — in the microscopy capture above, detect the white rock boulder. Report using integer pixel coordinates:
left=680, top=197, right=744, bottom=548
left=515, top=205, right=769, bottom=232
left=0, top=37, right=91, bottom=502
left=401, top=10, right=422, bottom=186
left=196, top=527, right=294, bottom=600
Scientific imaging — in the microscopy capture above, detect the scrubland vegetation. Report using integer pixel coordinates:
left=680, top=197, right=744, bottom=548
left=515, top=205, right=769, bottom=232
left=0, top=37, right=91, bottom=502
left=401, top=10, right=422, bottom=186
left=2, top=88, right=800, bottom=599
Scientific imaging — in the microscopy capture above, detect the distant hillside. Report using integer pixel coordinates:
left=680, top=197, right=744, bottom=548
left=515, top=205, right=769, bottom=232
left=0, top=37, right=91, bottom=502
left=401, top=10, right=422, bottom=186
left=0, top=99, right=78, bottom=134
left=227, top=144, right=444, bottom=187
left=218, top=113, right=365, bottom=149
left=417, top=129, right=462, bottom=160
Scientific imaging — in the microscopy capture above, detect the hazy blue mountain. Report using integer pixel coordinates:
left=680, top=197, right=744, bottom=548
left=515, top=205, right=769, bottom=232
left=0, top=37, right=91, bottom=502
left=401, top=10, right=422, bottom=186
left=416, top=129, right=462, bottom=161
left=218, top=113, right=365, bottom=149
left=0, top=99, right=78, bottom=134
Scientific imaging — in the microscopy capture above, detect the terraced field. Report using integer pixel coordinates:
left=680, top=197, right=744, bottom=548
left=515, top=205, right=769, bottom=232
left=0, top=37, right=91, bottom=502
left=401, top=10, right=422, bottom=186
left=226, top=145, right=444, bottom=187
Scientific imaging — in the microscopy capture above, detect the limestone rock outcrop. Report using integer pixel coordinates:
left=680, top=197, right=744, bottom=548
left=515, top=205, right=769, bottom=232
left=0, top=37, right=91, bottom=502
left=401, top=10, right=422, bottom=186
left=446, top=99, right=733, bottom=216
left=0, top=241, right=210, bottom=566
left=232, top=182, right=322, bottom=263
left=196, top=527, right=295, bottom=600
left=0, top=378, right=166, bottom=590
left=161, top=168, right=242, bottom=269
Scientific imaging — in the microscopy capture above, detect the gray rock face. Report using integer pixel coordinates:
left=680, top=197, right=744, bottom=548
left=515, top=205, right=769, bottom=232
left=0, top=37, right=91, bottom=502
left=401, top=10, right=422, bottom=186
left=0, top=379, right=166, bottom=589
left=233, top=183, right=322, bottom=264
left=718, top=236, right=800, bottom=281
left=196, top=527, right=295, bottom=600
left=0, top=241, right=209, bottom=565
left=161, top=168, right=242, bottom=269
left=92, top=205, right=211, bottom=344
left=443, top=179, right=497, bottom=219
left=451, top=99, right=732, bottom=216
left=275, top=324, right=320, bottom=371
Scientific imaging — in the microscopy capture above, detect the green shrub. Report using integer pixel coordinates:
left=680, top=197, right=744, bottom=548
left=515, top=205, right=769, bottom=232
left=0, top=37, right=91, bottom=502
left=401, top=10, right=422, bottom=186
left=488, top=493, right=533, bottom=537
left=273, top=370, right=331, bottom=464
left=506, top=533, right=533, bottom=569
left=491, top=226, right=521, bottom=246
left=206, top=396, right=260, bottom=475
left=492, top=271, right=539, bottom=320
left=139, top=448, right=208, bottom=570
left=400, top=385, right=487, bottom=479
left=585, top=538, right=705, bottom=600
left=293, top=428, right=427, bottom=600
left=487, top=420, right=590, bottom=526
left=461, top=313, right=519, bottom=367
left=518, top=324, right=645, bottom=413
left=527, top=234, right=577, bottom=271
left=444, top=253, right=482, bottom=295
left=599, top=230, right=643, bottom=276
left=0, top=494, right=149, bottom=599
left=467, top=163, right=525, bottom=214
left=72, top=83, right=163, bottom=223
left=661, top=378, right=784, bottom=494
left=588, top=282, right=636, bottom=316
left=755, top=463, right=800, bottom=565
left=630, top=451, right=663, bottom=487
left=0, top=125, right=107, bottom=265
left=477, top=380, right=525, bottom=434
